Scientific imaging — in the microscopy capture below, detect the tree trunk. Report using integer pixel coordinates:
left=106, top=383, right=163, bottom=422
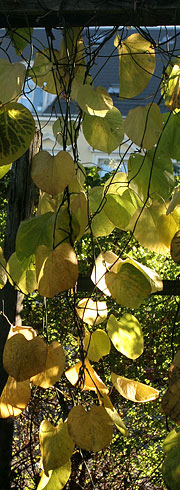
left=0, top=131, right=41, bottom=490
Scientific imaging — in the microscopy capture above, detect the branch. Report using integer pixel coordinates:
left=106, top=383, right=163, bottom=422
left=77, top=276, right=180, bottom=297
left=1, top=1, right=180, bottom=28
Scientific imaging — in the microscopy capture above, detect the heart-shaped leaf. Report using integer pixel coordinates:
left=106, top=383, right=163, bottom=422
left=0, top=102, right=35, bottom=166
left=36, top=243, right=78, bottom=298
left=40, top=419, right=74, bottom=475
left=67, top=405, right=113, bottom=451
left=91, top=251, right=122, bottom=296
left=124, top=104, right=162, bottom=150
left=3, top=334, right=48, bottom=382
left=31, top=150, right=75, bottom=195
left=83, top=329, right=111, bottom=362
left=37, top=461, right=71, bottom=490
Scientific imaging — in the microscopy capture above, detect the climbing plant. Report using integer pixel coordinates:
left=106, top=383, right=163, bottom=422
left=0, top=25, right=180, bottom=489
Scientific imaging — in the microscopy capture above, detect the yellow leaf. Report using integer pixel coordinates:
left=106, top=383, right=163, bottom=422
left=67, top=405, right=113, bottom=451
left=37, top=461, right=71, bottom=490
left=74, top=85, right=113, bottom=117
left=31, top=341, right=65, bottom=388
left=36, top=243, right=78, bottom=298
left=83, top=329, right=111, bottom=362
left=76, top=298, right=107, bottom=325
left=39, top=419, right=74, bottom=475
left=124, top=104, right=162, bottom=150
left=31, top=150, right=75, bottom=196
left=0, top=59, right=25, bottom=104
left=3, top=334, right=48, bottom=382
left=111, top=373, right=159, bottom=402
left=98, top=392, right=129, bottom=436
left=115, top=33, right=155, bottom=98
left=0, top=376, right=31, bottom=417
left=107, top=313, right=144, bottom=359
left=65, top=358, right=108, bottom=393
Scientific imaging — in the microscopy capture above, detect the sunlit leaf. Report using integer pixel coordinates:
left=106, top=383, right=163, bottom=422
left=8, top=324, right=37, bottom=341
left=76, top=298, right=107, bottom=325
left=82, top=107, right=124, bottom=153
left=111, top=373, right=159, bottom=402
left=91, top=251, right=122, bottom=296
left=89, top=186, right=114, bottom=237
left=115, top=33, right=155, bottom=98
left=3, top=334, right=48, bottom=382
left=162, top=429, right=180, bottom=490
left=0, top=376, right=31, bottom=417
left=31, top=48, right=64, bottom=95
left=0, top=59, right=25, bottom=104
left=83, top=329, right=111, bottom=362
left=161, top=59, right=180, bottom=111
left=128, top=150, right=175, bottom=202
left=7, top=252, right=37, bottom=294
left=98, top=392, right=129, bottom=436
left=36, top=243, right=78, bottom=298
left=31, top=150, right=75, bottom=195
left=0, top=163, right=11, bottom=179
left=39, top=419, right=74, bottom=475
left=31, top=341, right=65, bottom=388
left=37, top=461, right=71, bottom=490
left=130, top=201, right=179, bottom=254
left=0, top=102, right=35, bottom=166
left=107, top=313, right=144, bottom=359
left=75, top=85, right=113, bottom=117
left=167, top=186, right=180, bottom=215
left=67, top=405, right=113, bottom=451
left=65, top=358, right=108, bottom=393
left=124, top=104, right=162, bottom=150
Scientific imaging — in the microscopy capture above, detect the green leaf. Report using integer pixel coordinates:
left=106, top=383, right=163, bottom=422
left=16, top=212, right=54, bottom=261
left=0, top=103, right=35, bottom=166
left=107, top=313, right=144, bottom=359
left=162, top=429, right=180, bottom=490
left=105, top=262, right=151, bottom=308
left=104, top=189, right=140, bottom=230
left=7, top=28, right=33, bottom=54
left=124, top=104, right=162, bottom=150
left=7, top=252, right=37, bottom=294
left=37, top=461, right=71, bottom=490
left=115, top=33, right=155, bottom=98
left=128, top=150, right=175, bottom=202
left=89, top=186, right=114, bottom=237
left=82, top=107, right=124, bottom=153
left=31, top=49, right=63, bottom=95
left=158, top=112, right=180, bottom=161
left=130, top=201, right=179, bottom=254
left=83, top=329, right=111, bottom=361
left=39, top=419, right=74, bottom=475
left=0, top=60, right=25, bottom=104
